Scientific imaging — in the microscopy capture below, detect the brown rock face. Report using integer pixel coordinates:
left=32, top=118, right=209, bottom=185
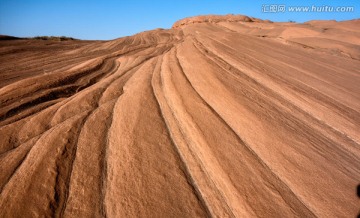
left=172, top=14, right=258, bottom=28
left=0, top=15, right=359, bottom=217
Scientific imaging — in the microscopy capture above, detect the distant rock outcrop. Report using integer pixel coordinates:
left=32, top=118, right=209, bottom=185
left=172, top=14, right=268, bottom=28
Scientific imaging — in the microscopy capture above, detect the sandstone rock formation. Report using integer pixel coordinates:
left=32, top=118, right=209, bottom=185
left=0, top=15, right=359, bottom=217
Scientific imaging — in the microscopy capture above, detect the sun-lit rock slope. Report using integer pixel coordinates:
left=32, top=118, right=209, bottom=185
left=0, top=15, right=359, bottom=217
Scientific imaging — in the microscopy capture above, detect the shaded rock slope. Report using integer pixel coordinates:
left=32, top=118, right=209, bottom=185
left=0, top=15, right=359, bottom=217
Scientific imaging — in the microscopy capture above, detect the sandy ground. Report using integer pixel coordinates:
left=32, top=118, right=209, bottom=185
left=0, top=15, right=359, bottom=217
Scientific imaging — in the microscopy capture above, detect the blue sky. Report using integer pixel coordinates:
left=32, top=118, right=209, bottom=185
left=0, top=0, right=359, bottom=40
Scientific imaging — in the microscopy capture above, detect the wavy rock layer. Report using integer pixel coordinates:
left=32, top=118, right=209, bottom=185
left=0, top=16, right=360, bottom=217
